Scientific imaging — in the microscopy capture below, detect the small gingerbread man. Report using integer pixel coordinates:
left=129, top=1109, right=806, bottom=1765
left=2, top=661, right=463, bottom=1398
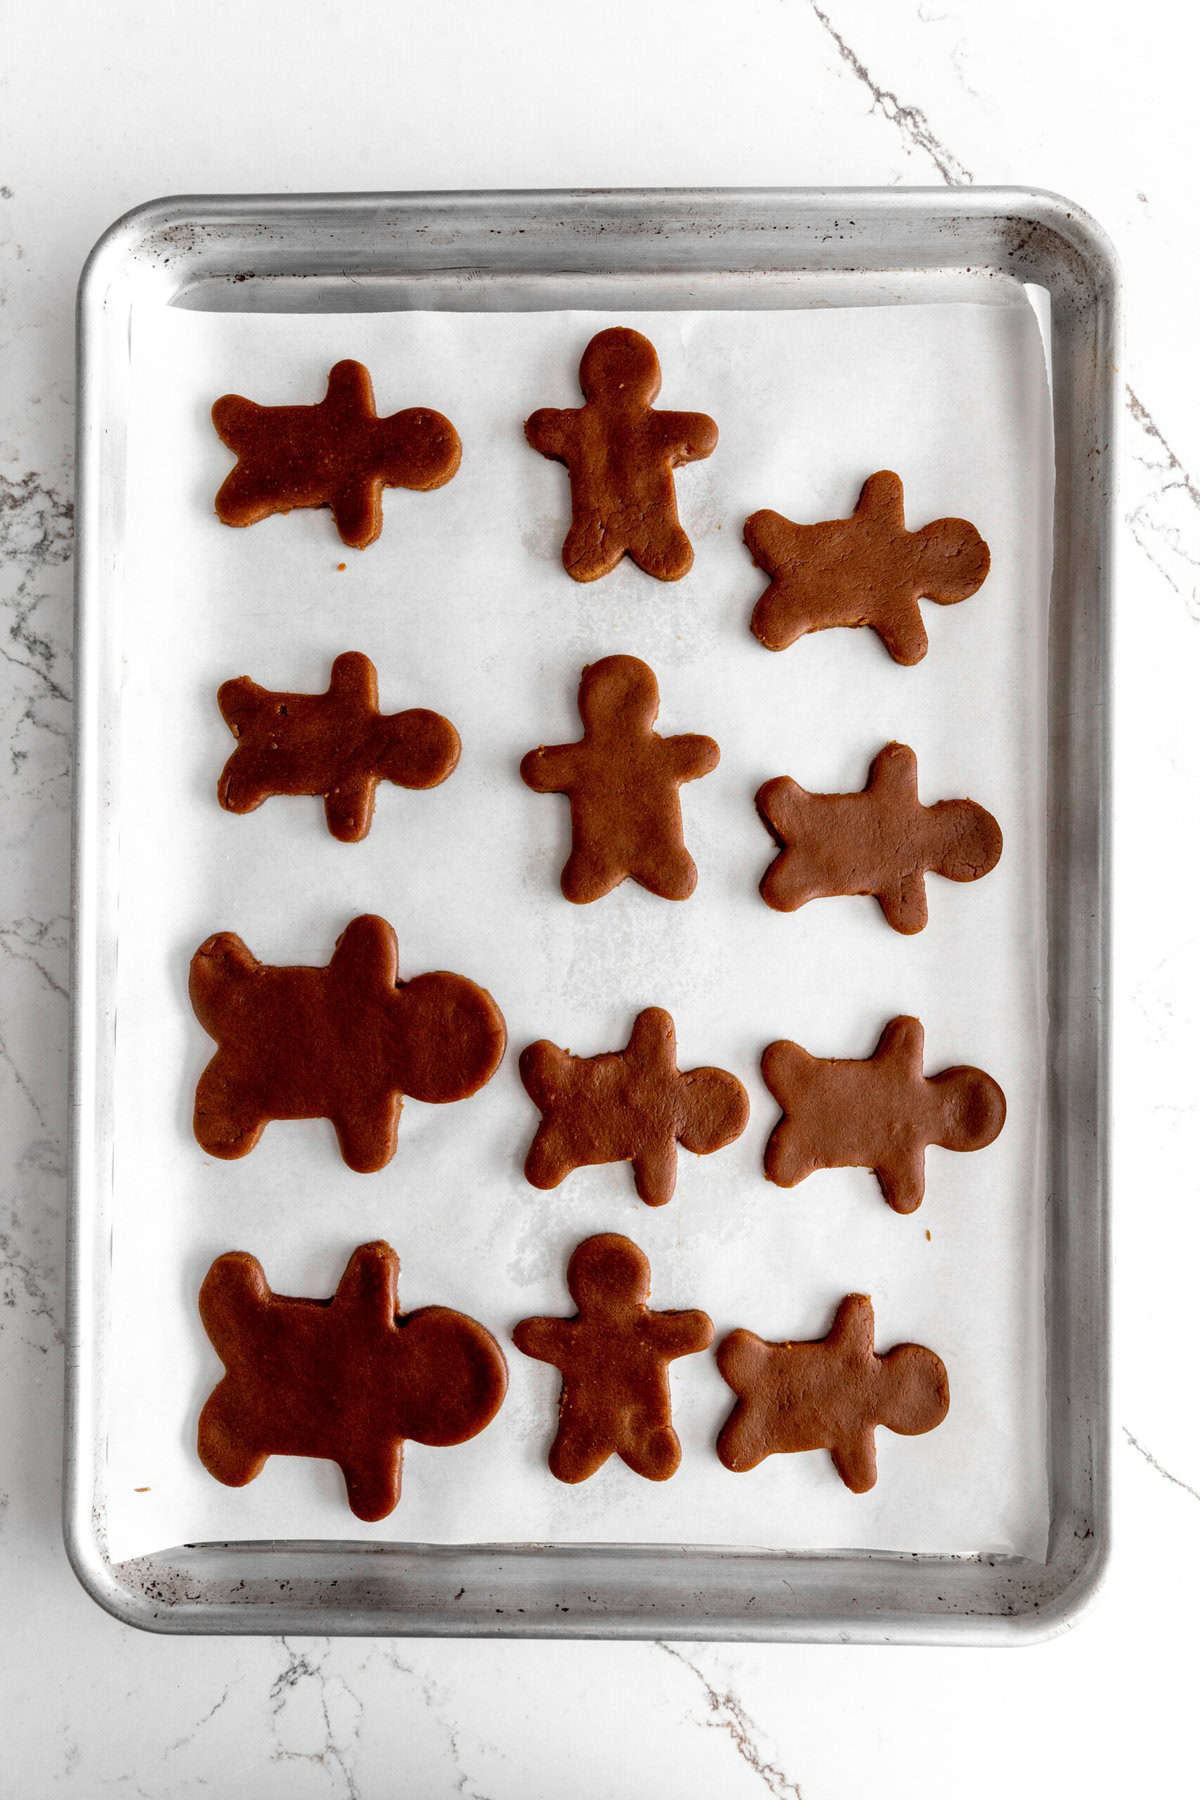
left=520, top=654, right=719, bottom=902
left=745, top=470, right=990, bottom=664
left=762, top=1015, right=1005, bottom=1213
left=212, top=359, right=461, bottom=549
left=756, top=742, right=1002, bottom=932
left=217, top=651, right=461, bottom=842
left=520, top=1007, right=749, bottom=1206
left=513, top=1235, right=713, bottom=1483
left=525, top=327, right=718, bottom=582
left=716, top=1294, right=949, bottom=1493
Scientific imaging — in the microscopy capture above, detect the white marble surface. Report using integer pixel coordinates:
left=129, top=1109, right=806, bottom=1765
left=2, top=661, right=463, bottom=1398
left=2, top=0, right=1195, bottom=1791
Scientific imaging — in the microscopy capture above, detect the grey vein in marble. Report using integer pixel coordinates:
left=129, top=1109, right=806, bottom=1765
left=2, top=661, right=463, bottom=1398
left=269, top=1639, right=366, bottom=1800
left=658, top=1644, right=805, bottom=1799
left=1123, top=1426, right=1200, bottom=1505
left=808, top=2, right=973, bottom=183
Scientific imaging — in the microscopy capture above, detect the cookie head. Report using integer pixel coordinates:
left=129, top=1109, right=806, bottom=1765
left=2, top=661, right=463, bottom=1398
left=566, top=1233, right=650, bottom=1312
left=376, top=710, right=462, bottom=790
left=394, top=1306, right=509, bottom=1446
left=677, top=1067, right=752, bottom=1157
left=579, top=327, right=662, bottom=408
left=877, top=1343, right=950, bottom=1438
left=578, top=653, right=660, bottom=735
left=913, top=516, right=991, bottom=602
left=390, top=970, right=508, bottom=1103
left=929, top=798, right=1004, bottom=884
left=375, top=407, right=462, bottom=492
left=932, top=1065, right=1007, bottom=1151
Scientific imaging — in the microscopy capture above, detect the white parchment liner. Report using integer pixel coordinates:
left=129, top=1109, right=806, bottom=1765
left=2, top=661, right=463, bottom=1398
left=102, top=299, right=1051, bottom=1561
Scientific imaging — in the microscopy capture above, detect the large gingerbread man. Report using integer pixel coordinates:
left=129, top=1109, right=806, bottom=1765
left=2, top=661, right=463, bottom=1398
left=520, top=654, right=719, bottom=903
left=198, top=1241, right=508, bottom=1521
left=520, top=1007, right=749, bottom=1206
left=189, top=914, right=506, bottom=1173
left=513, top=1235, right=713, bottom=1483
left=762, top=1015, right=1005, bottom=1213
left=525, top=327, right=718, bottom=582
left=716, top=1294, right=949, bottom=1493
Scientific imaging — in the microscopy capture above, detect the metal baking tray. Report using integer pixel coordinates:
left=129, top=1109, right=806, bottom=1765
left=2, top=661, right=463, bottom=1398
left=67, top=188, right=1115, bottom=1641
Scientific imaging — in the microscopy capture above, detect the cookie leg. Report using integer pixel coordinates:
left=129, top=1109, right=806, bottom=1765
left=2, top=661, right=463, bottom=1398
left=323, top=773, right=378, bottom=843
left=548, top=1426, right=612, bottom=1484
left=632, top=843, right=698, bottom=903
left=193, top=1066, right=267, bottom=1161
left=562, top=514, right=624, bottom=584
left=621, top=1421, right=682, bottom=1481
left=561, top=838, right=622, bottom=904
left=197, top=1384, right=268, bottom=1489
left=630, top=521, right=693, bottom=584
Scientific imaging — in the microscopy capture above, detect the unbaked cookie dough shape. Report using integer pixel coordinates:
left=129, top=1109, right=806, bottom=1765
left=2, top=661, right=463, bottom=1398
left=756, top=742, right=1002, bottom=932
left=212, top=359, right=461, bottom=549
left=716, top=1293, right=949, bottom=1493
left=762, top=1015, right=1005, bottom=1213
left=198, top=1241, right=508, bottom=1521
left=513, top=1234, right=714, bottom=1483
left=744, top=470, right=990, bottom=664
left=217, top=651, right=461, bottom=843
left=520, top=654, right=719, bottom=903
left=520, top=1007, right=749, bottom=1206
left=525, top=326, right=718, bottom=582
left=189, top=914, right=506, bottom=1173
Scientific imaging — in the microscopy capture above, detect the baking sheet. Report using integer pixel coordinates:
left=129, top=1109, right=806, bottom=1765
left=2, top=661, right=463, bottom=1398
left=101, top=298, right=1051, bottom=1563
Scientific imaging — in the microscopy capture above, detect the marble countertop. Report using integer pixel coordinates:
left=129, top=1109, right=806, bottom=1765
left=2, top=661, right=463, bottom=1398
left=3, top=1, right=1194, bottom=1792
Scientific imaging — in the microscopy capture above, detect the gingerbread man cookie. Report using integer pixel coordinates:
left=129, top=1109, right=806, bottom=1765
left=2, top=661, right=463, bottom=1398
left=189, top=915, right=506, bottom=1173
left=525, top=327, right=718, bottom=582
left=520, top=655, right=719, bottom=902
left=513, top=1234, right=713, bottom=1483
left=756, top=743, right=1002, bottom=932
left=198, top=1241, right=507, bottom=1520
left=212, top=360, right=461, bottom=549
left=217, top=652, right=461, bottom=842
left=716, top=1294, right=949, bottom=1493
left=520, top=1007, right=749, bottom=1207
left=762, top=1016, right=1005, bottom=1212
left=745, top=470, right=990, bottom=664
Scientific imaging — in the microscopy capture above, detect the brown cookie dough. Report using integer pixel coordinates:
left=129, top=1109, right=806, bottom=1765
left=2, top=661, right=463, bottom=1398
left=189, top=914, right=506, bottom=1173
left=762, top=1016, right=1005, bottom=1212
left=745, top=470, right=990, bottom=664
left=217, top=651, right=461, bottom=842
left=513, top=1234, right=713, bottom=1483
left=212, top=359, right=461, bottom=549
left=716, top=1294, right=949, bottom=1493
left=756, top=742, right=1002, bottom=932
left=520, top=654, right=719, bottom=903
left=520, top=1007, right=749, bottom=1207
left=198, top=1241, right=507, bottom=1521
left=525, top=327, right=717, bottom=582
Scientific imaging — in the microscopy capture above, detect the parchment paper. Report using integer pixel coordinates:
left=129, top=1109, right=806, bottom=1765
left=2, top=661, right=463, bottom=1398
left=102, top=297, right=1051, bottom=1562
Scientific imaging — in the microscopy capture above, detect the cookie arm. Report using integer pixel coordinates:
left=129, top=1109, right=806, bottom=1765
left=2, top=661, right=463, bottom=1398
left=665, top=732, right=720, bottom=783
left=876, top=870, right=929, bottom=935
left=649, top=1308, right=715, bottom=1360
left=323, top=774, right=379, bottom=843
left=830, top=1425, right=879, bottom=1494
left=653, top=408, right=719, bottom=465
left=339, top=1438, right=405, bottom=1522
left=519, top=743, right=580, bottom=794
left=524, top=407, right=574, bottom=463
left=632, top=1137, right=678, bottom=1207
